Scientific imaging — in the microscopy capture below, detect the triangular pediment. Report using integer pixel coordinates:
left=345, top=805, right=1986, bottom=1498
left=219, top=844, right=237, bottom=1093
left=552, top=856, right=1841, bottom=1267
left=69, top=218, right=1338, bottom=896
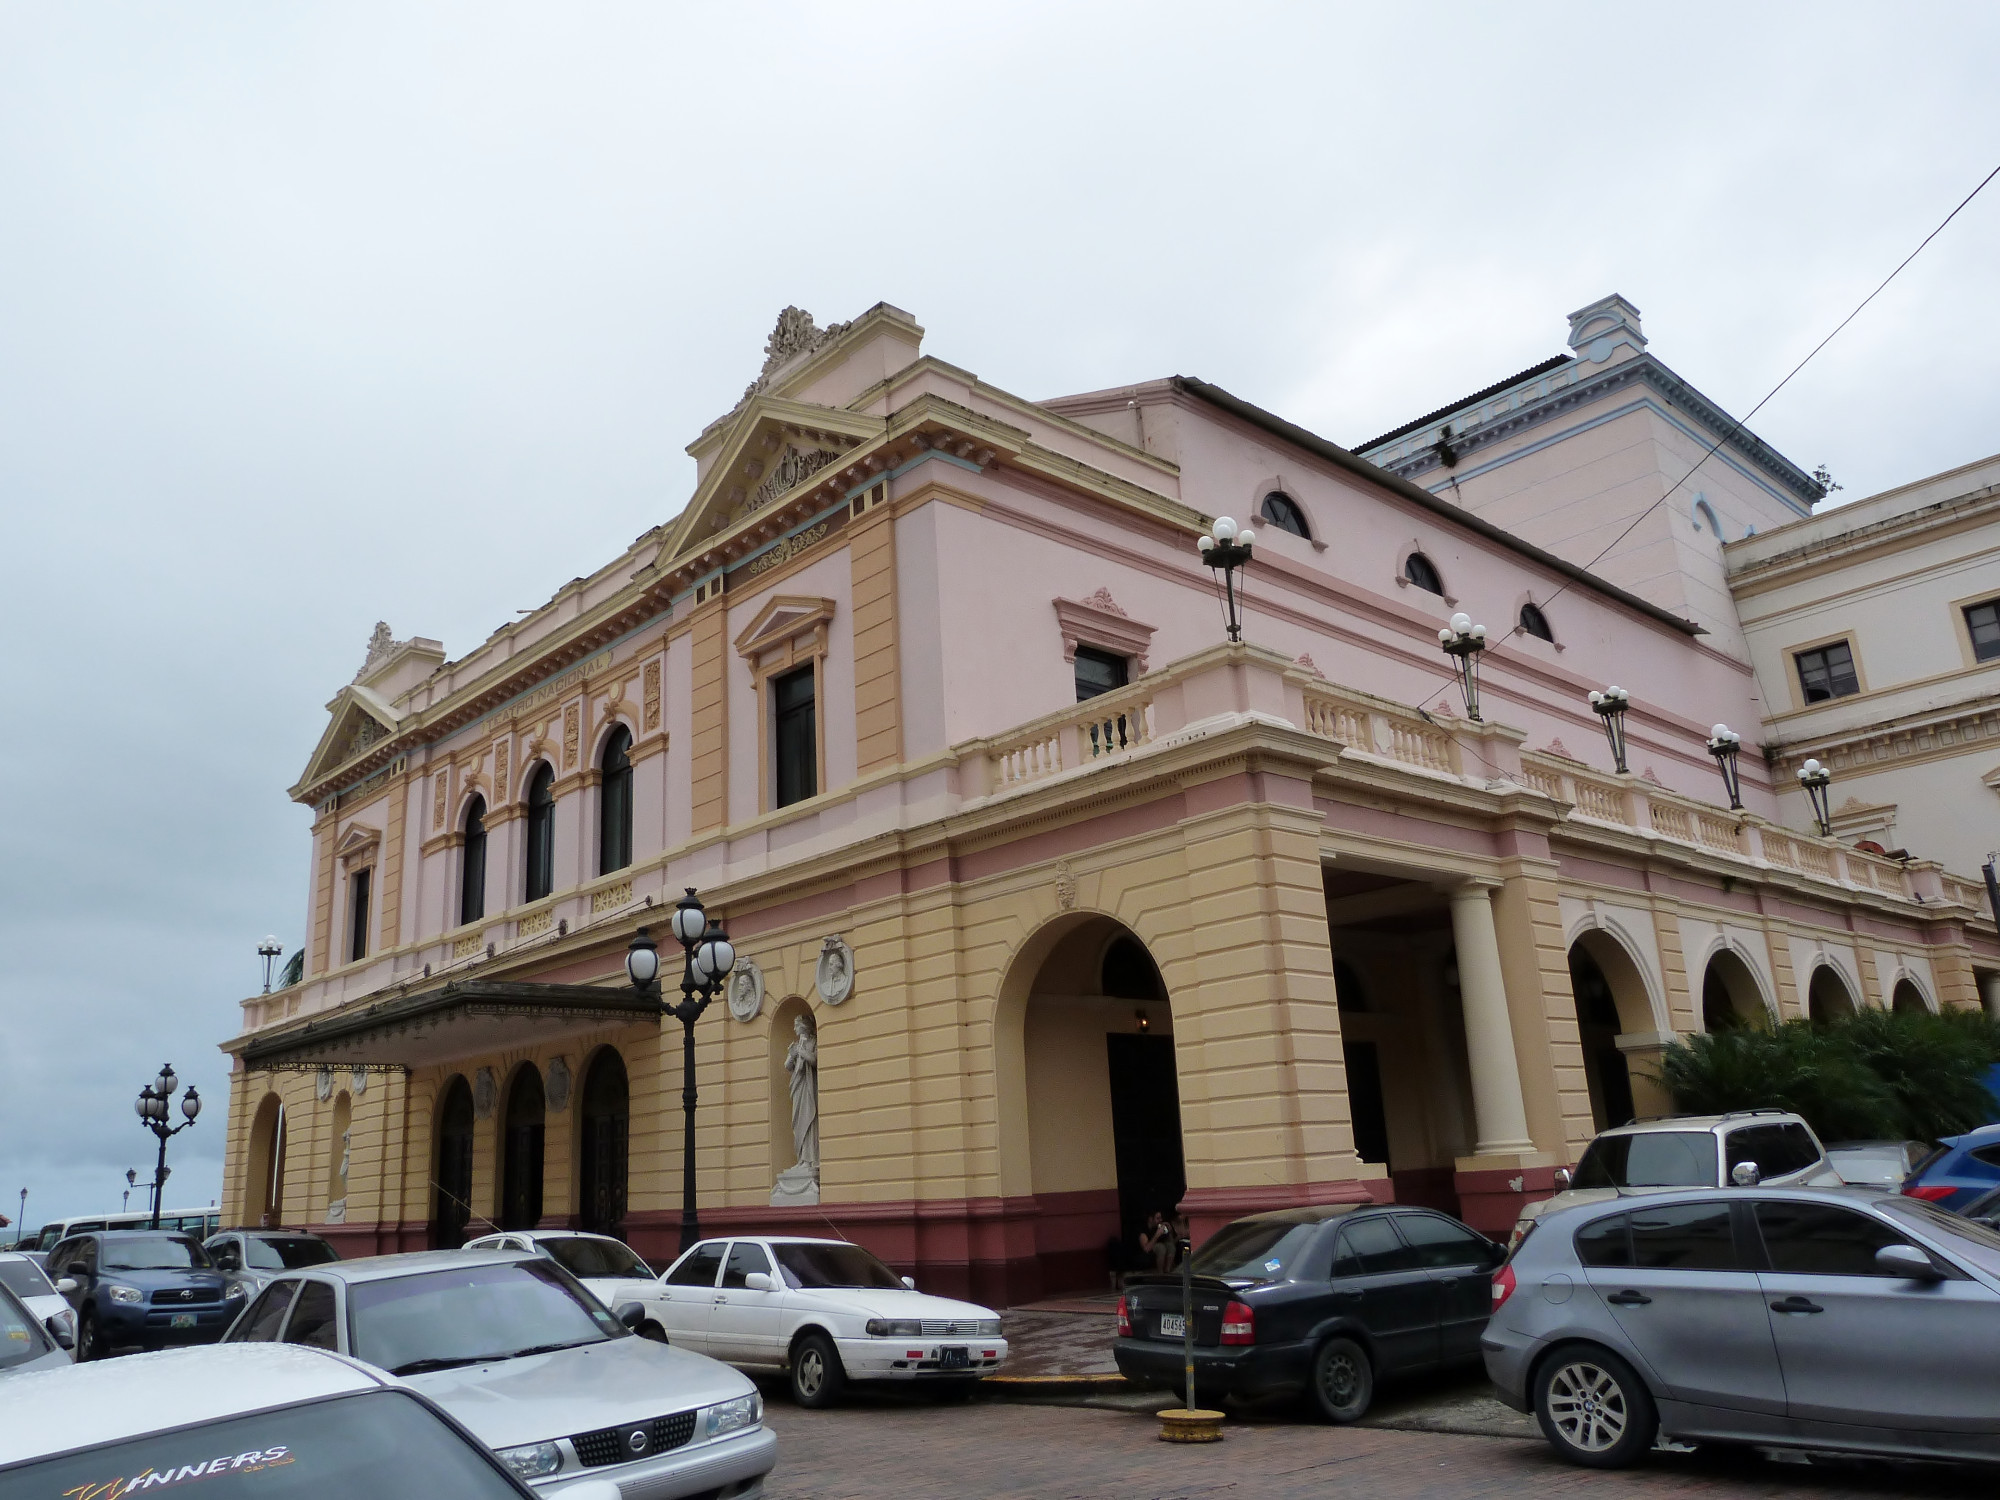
left=296, top=689, right=402, bottom=795
left=658, top=397, right=882, bottom=571
left=334, top=823, right=382, bottom=867
left=734, top=594, right=837, bottom=659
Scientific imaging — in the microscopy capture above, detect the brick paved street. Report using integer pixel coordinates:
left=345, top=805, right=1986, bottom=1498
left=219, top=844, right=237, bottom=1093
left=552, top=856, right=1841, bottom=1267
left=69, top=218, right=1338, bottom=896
left=760, top=1397, right=1994, bottom=1499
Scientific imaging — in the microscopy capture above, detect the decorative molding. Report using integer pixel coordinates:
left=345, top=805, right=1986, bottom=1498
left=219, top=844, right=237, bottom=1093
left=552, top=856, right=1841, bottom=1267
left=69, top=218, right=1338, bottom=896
left=334, top=825, right=381, bottom=870
left=753, top=447, right=840, bottom=511
left=562, top=703, right=581, bottom=769
left=815, top=936, right=855, bottom=1006
left=432, top=772, right=448, bottom=831
left=740, top=307, right=851, bottom=404
left=492, top=741, right=509, bottom=803
left=452, top=933, right=483, bottom=961
left=518, top=910, right=553, bottom=939
left=734, top=594, right=837, bottom=660
left=1052, top=589, right=1157, bottom=672
left=591, top=880, right=633, bottom=914
left=642, top=660, right=662, bottom=732
left=473, top=1067, right=496, bottom=1120
left=747, top=521, right=831, bottom=579
left=727, top=958, right=765, bottom=1023
left=1055, top=859, right=1077, bottom=912
left=546, top=1055, right=571, bottom=1113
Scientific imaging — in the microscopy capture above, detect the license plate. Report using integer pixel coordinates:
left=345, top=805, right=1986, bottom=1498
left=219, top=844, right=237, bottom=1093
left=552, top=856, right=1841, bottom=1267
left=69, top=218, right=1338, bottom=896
left=1158, top=1313, right=1186, bottom=1338
left=940, top=1345, right=970, bottom=1370
left=171, top=1313, right=197, bottom=1329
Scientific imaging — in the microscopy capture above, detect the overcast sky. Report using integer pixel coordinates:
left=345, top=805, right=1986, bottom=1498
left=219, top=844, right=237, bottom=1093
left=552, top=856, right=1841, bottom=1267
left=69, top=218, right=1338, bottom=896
left=3, top=3, right=1997, bottom=1233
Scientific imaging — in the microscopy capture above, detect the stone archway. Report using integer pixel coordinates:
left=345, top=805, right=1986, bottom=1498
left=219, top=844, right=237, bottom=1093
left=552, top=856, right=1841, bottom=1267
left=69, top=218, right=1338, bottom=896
left=245, top=1092, right=287, bottom=1228
left=1809, top=964, right=1859, bottom=1026
left=432, top=1076, right=475, bottom=1248
left=577, top=1049, right=629, bottom=1237
left=1701, top=947, right=1771, bottom=1032
left=499, top=1064, right=546, bottom=1230
left=1891, top=977, right=1933, bottom=1015
left=1567, top=931, right=1657, bottom=1130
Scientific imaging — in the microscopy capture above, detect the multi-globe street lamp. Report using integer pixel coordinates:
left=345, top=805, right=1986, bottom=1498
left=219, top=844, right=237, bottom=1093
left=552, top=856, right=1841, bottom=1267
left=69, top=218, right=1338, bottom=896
left=1438, top=613, right=1489, bottom=722
left=134, top=1065, right=200, bottom=1229
left=1587, top=685, right=1633, bottom=774
left=1196, top=516, right=1256, bottom=643
left=627, top=888, right=736, bottom=1253
left=1706, top=725, right=1746, bottom=812
left=258, top=936, right=285, bottom=995
left=1797, top=757, right=1834, bottom=838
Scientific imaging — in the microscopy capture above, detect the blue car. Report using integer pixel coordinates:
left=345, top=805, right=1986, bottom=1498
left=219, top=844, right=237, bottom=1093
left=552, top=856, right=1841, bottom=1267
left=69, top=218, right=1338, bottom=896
left=1901, top=1122, right=2000, bottom=1210
left=43, top=1229, right=243, bottom=1360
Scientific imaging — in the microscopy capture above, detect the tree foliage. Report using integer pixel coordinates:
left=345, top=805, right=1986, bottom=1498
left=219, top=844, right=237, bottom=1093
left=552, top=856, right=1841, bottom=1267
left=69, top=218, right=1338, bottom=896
left=1653, top=1008, right=2000, bottom=1145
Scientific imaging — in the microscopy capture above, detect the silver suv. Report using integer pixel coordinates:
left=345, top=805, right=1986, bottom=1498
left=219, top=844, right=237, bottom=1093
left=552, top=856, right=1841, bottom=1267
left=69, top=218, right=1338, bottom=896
left=1510, top=1111, right=1840, bottom=1248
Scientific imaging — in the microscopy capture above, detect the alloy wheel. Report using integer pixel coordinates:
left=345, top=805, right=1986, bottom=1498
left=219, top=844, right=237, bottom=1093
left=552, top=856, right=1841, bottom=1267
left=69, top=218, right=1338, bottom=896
left=796, top=1348, right=824, bottom=1398
left=1545, top=1359, right=1628, bottom=1453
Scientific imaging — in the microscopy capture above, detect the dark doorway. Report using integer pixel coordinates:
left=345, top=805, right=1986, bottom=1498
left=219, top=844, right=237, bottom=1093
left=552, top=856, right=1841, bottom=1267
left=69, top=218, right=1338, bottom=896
left=1105, top=1034, right=1185, bottom=1259
left=501, top=1066, right=546, bottom=1230
left=434, top=1076, right=475, bottom=1249
left=578, top=1050, right=629, bottom=1237
left=1343, top=1041, right=1390, bottom=1166
left=1570, top=947, right=1635, bottom=1131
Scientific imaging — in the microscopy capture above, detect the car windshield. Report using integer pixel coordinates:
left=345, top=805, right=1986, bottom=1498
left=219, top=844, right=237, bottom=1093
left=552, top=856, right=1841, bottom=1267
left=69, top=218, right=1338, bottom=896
left=1188, top=1219, right=1322, bottom=1282
left=102, top=1235, right=211, bottom=1271
left=1571, top=1132, right=1716, bottom=1190
left=348, top=1259, right=624, bottom=1375
left=0, top=1259, right=55, bottom=1299
left=245, top=1237, right=341, bottom=1271
left=1878, top=1197, right=2000, bottom=1279
left=0, top=1287, right=56, bottom=1370
left=0, top=1389, right=525, bottom=1500
left=539, top=1237, right=651, bottom=1280
left=770, top=1243, right=904, bottom=1290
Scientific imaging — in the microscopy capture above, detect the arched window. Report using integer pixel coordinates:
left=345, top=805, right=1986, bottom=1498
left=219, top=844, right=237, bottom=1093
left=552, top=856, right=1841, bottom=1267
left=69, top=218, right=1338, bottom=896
left=1519, top=602, right=1554, bottom=642
left=460, top=796, right=487, bottom=926
left=524, top=764, right=555, bottom=902
left=599, top=727, right=633, bottom=876
left=1260, top=491, right=1309, bottom=539
left=1404, top=553, right=1444, bottom=595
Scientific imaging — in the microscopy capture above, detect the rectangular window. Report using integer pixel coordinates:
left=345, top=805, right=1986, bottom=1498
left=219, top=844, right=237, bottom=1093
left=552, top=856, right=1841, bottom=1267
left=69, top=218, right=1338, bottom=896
left=1627, top=1201, right=1739, bottom=1271
left=1754, top=1201, right=1910, bottom=1277
left=347, top=869, right=371, bottom=963
left=1074, top=645, right=1129, bottom=702
left=1967, top=600, right=2000, bottom=663
left=773, top=664, right=817, bottom=809
left=1794, top=641, right=1860, bottom=703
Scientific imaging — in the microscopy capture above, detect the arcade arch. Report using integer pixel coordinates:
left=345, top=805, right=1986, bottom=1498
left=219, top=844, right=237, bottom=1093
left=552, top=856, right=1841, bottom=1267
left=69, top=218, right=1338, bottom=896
left=1565, top=930, right=1656, bottom=1132
left=1700, top=947, right=1771, bottom=1032
left=433, top=1075, right=475, bottom=1248
left=1891, top=977, right=1933, bottom=1015
left=1808, top=964, right=1859, bottom=1025
left=499, top=1064, right=546, bottom=1230
left=245, top=1092, right=287, bottom=1228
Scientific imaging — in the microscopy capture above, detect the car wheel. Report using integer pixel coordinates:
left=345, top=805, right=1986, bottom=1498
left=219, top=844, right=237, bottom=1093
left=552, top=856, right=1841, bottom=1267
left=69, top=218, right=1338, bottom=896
left=1310, top=1336, right=1373, bottom=1422
left=1534, top=1343, right=1658, bottom=1469
left=790, top=1332, right=847, bottom=1408
left=76, top=1312, right=102, bottom=1363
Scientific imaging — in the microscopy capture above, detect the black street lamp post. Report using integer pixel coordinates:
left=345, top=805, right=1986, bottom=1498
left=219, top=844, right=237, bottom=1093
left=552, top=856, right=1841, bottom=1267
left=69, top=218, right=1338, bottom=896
left=1797, top=757, right=1834, bottom=838
left=1438, top=613, right=1489, bottom=721
left=1706, top=724, right=1745, bottom=811
left=134, top=1065, right=200, bottom=1229
left=628, top=889, right=736, bottom=1254
left=258, top=936, right=284, bottom=995
left=1588, top=686, right=1633, bottom=774
left=1196, top=516, right=1256, bottom=643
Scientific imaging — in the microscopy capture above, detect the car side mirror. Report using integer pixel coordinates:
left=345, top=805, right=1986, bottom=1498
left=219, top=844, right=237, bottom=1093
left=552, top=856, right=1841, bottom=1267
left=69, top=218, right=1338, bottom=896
left=1875, top=1244, right=1944, bottom=1282
left=44, top=1317, right=73, bottom=1350
left=901, top=1276, right=917, bottom=1291
left=613, top=1302, right=646, bottom=1330
left=1730, top=1161, right=1761, bottom=1187
left=54, top=1278, right=78, bottom=1295
left=1552, top=1168, right=1572, bottom=1192
left=743, top=1272, right=774, bottom=1292
left=1486, top=1241, right=1507, bottom=1268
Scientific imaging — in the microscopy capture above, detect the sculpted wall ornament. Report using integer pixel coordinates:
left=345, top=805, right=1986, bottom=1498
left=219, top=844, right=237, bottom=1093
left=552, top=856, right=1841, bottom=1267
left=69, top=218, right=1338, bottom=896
left=546, top=1056, right=572, bottom=1113
left=746, top=522, right=830, bottom=578
left=315, top=1067, right=333, bottom=1102
left=772, top=1011, right=819, bottom=1207
left=352, top=621, right=401, bottom=682
left=642, top=661, right=662, bottom=732
left=473, top=1067, right=496, bottom=1121
left=493, top=741, right=509, bottom=800
left=815, top=937, right=855, bottom=1006
left=741, top=306, right=851, bottom=403
left=351, top=1066, right=368, bottom=1096
left=1055, top=860, right=1077, bottom=912
left=753, top=447, right=838, bottom=511
left=432, top=772, right=448, bottom=830
left=727, top=958, right=766, bottom=1023
left=562, top=704, right=581, bottom=769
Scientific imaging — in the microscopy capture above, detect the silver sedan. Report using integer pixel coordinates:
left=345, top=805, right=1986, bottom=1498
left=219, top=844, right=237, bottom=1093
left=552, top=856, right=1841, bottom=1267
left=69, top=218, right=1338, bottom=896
left=1485, top=1185, right=2000, bottom=1467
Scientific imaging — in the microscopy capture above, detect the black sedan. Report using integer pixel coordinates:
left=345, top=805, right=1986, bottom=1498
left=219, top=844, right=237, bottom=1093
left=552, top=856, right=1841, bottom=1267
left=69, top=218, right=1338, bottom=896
left=1113, top=1204, right=1503, bottom=1421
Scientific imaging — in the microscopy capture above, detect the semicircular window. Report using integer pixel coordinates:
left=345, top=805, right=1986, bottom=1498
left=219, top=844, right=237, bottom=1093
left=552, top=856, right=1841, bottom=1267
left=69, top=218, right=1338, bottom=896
left=1519, top=602, right=1554, bottom=642
left=1260, top=491, right=1309, bottom=539
left=1404, top=552, right=1444, bottom=595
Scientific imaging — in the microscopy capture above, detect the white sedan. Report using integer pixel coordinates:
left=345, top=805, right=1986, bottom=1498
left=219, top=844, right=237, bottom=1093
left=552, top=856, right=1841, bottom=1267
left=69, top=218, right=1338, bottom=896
left=464, top=1231, right=674, bottom=1341
left=0, top=1250, right=74, bottom=1347
left=655, top=1236, right=1007, bottom=1407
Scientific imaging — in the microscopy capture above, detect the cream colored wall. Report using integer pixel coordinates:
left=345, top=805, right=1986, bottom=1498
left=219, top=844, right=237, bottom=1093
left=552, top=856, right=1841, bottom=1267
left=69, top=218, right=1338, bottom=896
left=1023, top=997, right=1121, bottom=1194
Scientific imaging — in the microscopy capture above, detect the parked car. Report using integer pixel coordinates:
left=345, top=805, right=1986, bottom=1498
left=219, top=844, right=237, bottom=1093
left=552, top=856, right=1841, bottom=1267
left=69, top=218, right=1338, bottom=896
left=1486, top=1184, right=2000, bottom=1467
left=0, top=1280, right=73, bottom=1377
left=0, top=1342, right=603, bottom=1500
left=44, top=1229, right=242, bottom=1360
left=1510, top=1110, right=1840, bottom=1248
left=1113, top=1204, right=1503, bottom=1421
left=1957, top=1182, right=2000, bottom=1230
left=1900, top=1122, right=2000, bottom=1209
left=0, top=1250, right=75, bottom=1345
left=1825, top=1139, right=1930, bottom=1190
left=654, top=1235, right=1008, bottom=1407
left=463, top=1230, right=670, bottom=1339
left=221, top=1248, right=776, bottom=1498
left=203, top=1227, right=341, bottom=1300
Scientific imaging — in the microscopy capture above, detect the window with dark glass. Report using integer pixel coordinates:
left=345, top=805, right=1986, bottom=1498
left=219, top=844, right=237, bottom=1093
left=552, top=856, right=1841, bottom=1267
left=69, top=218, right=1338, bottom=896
left=1331, top=1216, right=1417, bottom=1277
left=1073, top=645, right=1129, bottom=702
left=1754, top=1201, right=1914, bottom=1276
left=1966, top=600, right=2000, bottom=662
left=459, top=796, right=487, bottom=926
left=1398, top=1213, right=1489, bottom=1269
left=1574, top=1213, right=1632, bottom=1268
left=1627, top=1201, right=1739, bottom=1270
left=524, top=764, right=555, bottom=902
left=1724, top=1124, right=1820, bottom=1180
left=347, top=869, right=371, bottom=963
left=773, top=665, right=817, bottom=808
left=1519, top=602, right=1554, bottom=641
left=1404, top=553, right=1444, bottom=595
left=1795, top=641, right=1860, bottom=702
left=668, top=1241, right=726, bottom=1287
left=282, top=1280, right=339, bottom=1350
left=1261, top=491, right=1309, bottom=538
left=598, top=726, right=633, bottom=875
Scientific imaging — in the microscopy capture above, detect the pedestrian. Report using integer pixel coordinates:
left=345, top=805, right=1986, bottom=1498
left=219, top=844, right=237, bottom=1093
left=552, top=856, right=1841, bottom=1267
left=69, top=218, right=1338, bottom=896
left=1140, top=1209, right=1175, bottom=1273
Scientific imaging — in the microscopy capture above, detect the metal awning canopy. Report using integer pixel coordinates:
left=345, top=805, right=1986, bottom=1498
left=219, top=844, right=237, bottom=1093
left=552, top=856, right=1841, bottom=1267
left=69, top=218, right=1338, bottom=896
left=239, top=979, right=662, bottom=1073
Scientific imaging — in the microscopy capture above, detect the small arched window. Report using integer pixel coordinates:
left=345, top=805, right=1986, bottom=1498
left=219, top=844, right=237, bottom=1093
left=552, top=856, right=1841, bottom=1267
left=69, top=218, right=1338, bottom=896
left=1519, top=602, right=1554, bottom=642
left=460, top=795, right=487, bottom=926
left=1260, top=491, right=1309, bottom=539
left=599, top=727, right=633, bottom=876
left=1693, top=498, right=1721, bottom=538
left=524, top=764, right=556, bottom=903
left=1404, top=552, right=1444, bottom=595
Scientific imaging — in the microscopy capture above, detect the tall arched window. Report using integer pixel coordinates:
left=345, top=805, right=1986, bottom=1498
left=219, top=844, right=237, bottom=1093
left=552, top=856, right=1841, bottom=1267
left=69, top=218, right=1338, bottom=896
left=1519, top=602, right=1554, bottom=642
left=524, top=764, right=555, bottom=902
left=1260, top=491, right=1309, bottom=538
left=599, top=727, right=633, bottom=876
left=460, top=796, right=487, bottom=926
left=1404, top=553, right=1444, bottom=595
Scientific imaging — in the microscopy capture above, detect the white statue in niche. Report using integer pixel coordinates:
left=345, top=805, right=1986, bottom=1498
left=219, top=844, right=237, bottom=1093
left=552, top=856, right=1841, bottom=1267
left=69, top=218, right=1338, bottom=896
left=772, top=1013, right=820, bottom=1206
